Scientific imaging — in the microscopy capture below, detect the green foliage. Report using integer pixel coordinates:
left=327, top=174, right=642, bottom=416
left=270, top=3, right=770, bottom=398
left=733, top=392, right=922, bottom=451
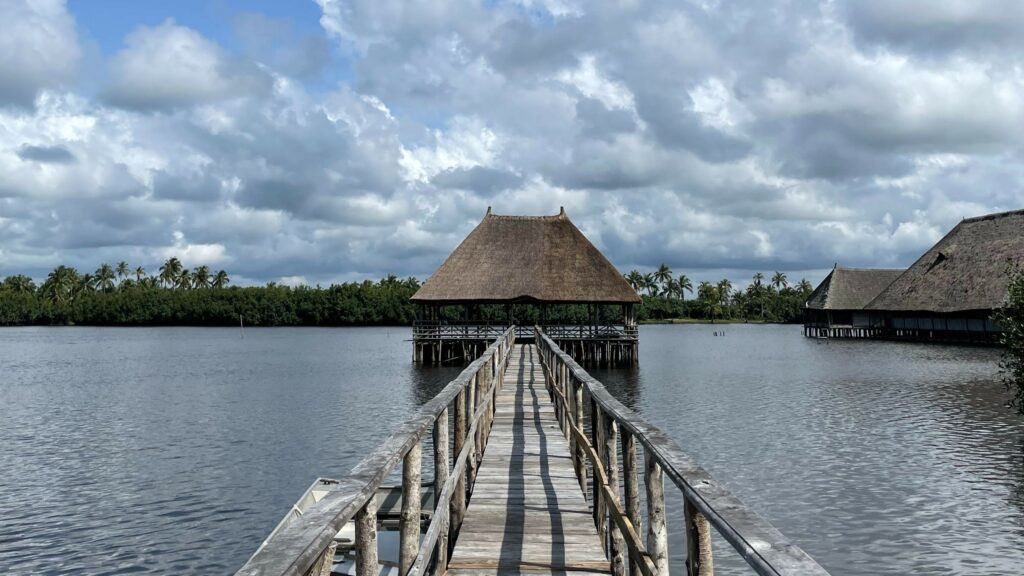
left=993, top=267, right=1024, bottom=414
left=0, top=261, right=422, bottom=327
left=625, top=267, right=812, bottom=323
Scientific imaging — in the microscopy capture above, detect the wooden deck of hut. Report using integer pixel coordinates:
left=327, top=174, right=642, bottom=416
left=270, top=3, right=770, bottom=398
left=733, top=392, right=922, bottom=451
left=238, top=326, right=831, bottom=576
left=411, top=208, right=640, bottom=367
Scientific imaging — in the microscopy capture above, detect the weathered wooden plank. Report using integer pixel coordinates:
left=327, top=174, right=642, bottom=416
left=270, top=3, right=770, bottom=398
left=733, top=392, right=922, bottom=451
left=450, top=344, right=609, bottom=576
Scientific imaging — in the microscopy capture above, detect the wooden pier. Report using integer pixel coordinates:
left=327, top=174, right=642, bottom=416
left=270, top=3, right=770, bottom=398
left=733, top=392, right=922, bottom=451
left=238, top=327, right=831, bottom=576
left=448, top=344, right=609, bottom=575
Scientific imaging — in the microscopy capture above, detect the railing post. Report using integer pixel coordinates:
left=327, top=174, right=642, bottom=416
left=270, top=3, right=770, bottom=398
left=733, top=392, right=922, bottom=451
left=645, top=449, right=668, bottom=576
left=605, top=417, right=626, bottom=576
left=574, top=376, right=586, bottom=496
left=355, top=495, right=378, bottom=576
left=621, top=429, right=641, bottom=576
left=400, top=441, right=422, bottom=575
left=467, top=373, right=478, bottom=486
left=591, top=400, right=607, bottom=552
left=433, top=408, right=449, bottom=574
left=452, top=390, right=467, bottom=539
left=685, top=499, right=714, bottom=576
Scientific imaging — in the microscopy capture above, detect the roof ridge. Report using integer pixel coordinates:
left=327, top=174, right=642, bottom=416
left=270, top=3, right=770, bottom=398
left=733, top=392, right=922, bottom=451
left=960, top=208, right=1024, bottom=223
left=485, top=206, right=567, bottom=220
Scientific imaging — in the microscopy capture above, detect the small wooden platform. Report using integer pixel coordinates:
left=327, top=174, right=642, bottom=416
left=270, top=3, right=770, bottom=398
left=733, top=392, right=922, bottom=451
left=448, top=344, right=610, bottom=576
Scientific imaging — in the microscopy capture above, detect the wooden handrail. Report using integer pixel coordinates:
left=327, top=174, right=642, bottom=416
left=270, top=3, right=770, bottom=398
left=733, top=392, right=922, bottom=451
left=535, top=326, right=831, bottom=576
left=236, top=326, right=516, bottom=576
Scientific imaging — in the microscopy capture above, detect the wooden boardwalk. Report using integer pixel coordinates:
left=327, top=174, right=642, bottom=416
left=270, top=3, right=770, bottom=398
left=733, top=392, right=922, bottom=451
left=448, top=344, right=610, bottom=576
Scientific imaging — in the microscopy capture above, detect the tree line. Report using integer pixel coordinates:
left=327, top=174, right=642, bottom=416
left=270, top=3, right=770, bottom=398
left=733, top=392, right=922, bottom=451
left=625, top=264, right=814, bottom=323
left=1, top=258, right=817, bottom=326
left=0, top=258, right=421, bottom=326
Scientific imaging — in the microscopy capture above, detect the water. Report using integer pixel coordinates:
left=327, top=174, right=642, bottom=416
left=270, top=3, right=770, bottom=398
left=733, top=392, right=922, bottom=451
left=1, top=325, right=1022, bottom=575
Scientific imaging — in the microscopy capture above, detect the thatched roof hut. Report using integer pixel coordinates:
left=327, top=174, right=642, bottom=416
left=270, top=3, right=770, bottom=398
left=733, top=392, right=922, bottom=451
left=866, top=209, right=1024, bottom=313
left=411, top=208, right=640, bottom=304
left=805, top=267, right=903, bottom=310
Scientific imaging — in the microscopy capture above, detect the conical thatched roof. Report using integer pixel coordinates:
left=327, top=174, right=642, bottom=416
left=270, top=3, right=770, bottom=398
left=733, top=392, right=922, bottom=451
left=805, top=267, right=903, bottom=310
left=866, top=209, right=1024, bottom=313
left=412, top=208, right=641, bottom=304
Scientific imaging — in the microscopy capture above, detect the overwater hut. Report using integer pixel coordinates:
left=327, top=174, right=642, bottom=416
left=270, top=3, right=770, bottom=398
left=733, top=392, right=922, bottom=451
left=411, top=207, right=640, bottom=365
left=803, top=266, right=904, bottom=338
left=863, top=209, right=1024, bottom=342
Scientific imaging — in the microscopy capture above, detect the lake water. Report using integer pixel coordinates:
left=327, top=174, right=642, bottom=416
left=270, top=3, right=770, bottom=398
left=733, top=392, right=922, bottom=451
left=1, top=325, right=1021, bottom=575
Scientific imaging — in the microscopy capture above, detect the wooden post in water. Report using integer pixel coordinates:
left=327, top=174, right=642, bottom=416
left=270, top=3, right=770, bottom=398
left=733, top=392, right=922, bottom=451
left=400, top=441, right=422, bottom=575
left=685, top=499, right=714, bottom=576
left=605, top=417, right=626, bottom=576
left=433, top=408, right=450, bottom=573
left=645, top=449, right=669, bottom=576
left=621, top=429, right=641, bottom=576
left=355, top=494, right=378, bottom=576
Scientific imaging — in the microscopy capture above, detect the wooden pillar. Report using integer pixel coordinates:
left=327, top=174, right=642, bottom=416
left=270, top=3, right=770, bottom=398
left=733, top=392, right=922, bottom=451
left=355, top=493, right=378, bottom=576
left=452, top=390, right=467, bottom=535
left=574, top=377, right=586, bottom=495
left=467, top=373, right=478, bottom=486
left=592, top=401, right=607, bottom=551
left=685, top=499, right=713, bottom=576
left=645, top=450, right=668, bottom=576
left=400, top=441, right=422, bottom=575
left=621, top=429, right=641, bottom=576
left=433, top=408, right=450, bottom=572
left=605, top=417, right=626, bottom=576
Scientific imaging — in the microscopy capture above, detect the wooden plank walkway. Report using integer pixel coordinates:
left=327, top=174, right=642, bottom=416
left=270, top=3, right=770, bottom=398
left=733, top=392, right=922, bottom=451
left=448, top=344, right=610, bottom=576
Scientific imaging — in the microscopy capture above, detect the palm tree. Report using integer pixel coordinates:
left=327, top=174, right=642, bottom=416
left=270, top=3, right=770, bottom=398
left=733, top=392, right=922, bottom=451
left=797, top=278, right=813, bottom=294
left=135, top=266, right=147, bottom=283
left=95, top=263, right=116, bottom=292
left=641, top=273, right=658, bottom=296
left=771, top=271, right=788, bottom=291
left=751, top=272, right=766, bottom=320
left=676, top=274, right=693, bottom=301
left=116, top=261, right=130, bottom=286
left=212, top=270, right=230, bottom=289
left=654, top=263, right=673, bottom=295
left=176, top=268, right=192, bottom=289
left=193, top=265, right=211, bottom=288
left=159, top=257, right=183, bottom=288
left=41, top=265, right=80, bottom=307
left=2, top=275, right=35, bottom=293
left=625, top=270, right=644, bottom=294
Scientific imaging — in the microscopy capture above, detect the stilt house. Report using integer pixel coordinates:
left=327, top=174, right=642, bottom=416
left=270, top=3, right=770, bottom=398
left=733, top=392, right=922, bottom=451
left=411, top=208, right=640, bottom=365
left=803, top=267, right=903, bottom=338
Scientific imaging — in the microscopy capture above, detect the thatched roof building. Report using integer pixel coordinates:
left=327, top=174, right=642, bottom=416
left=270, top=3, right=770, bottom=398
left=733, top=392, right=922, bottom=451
left=805, top=267, right=903, bottom=310
left=412, top=208, right=640, bottom=304
left=866, top=209, right=1024, bottom=313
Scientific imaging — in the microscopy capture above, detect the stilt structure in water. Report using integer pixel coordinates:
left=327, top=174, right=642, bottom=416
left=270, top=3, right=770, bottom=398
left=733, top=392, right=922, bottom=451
left=410, top=208, right=640, bottom=367
left=238, top=326, right=832, bottom=576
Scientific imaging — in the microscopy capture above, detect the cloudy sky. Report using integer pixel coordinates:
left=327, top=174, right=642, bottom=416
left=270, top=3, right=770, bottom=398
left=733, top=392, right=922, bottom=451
left=2, top=0, right=1022, bottom=288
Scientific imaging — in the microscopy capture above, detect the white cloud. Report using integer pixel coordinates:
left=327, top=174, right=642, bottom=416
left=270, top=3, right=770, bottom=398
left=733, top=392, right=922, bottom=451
left=0, top=0, right=80, bottom=107
left=104, top=20, right=271, bottom=110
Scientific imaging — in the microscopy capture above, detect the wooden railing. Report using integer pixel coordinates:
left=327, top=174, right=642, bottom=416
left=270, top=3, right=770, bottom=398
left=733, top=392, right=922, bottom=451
left=413, top=321, right=638, bottom=341
left=236, top=326, right=516, bottom=576
left=535, top=327, right=831, bottom=576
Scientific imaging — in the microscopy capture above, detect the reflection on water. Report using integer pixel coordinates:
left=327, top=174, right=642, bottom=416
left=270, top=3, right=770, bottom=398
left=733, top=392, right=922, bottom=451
left=594, top=324, right=1024, bottom=575
left=0, top=325, right=1021, bottom=575
left=0, top=327, right=459, bottom=575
